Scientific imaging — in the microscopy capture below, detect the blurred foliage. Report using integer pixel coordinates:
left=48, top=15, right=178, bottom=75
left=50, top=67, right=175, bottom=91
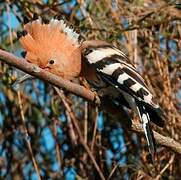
left=0, top=0, right=181, bottom=179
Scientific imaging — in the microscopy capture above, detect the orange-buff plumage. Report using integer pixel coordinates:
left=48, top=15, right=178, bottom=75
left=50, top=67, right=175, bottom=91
left=18, top=16, right=81, bottom=80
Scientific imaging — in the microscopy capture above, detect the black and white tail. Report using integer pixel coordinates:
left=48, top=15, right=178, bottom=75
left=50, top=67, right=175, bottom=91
left=82, top=40, right=164, bottom=156
left=136, top=100, right=156, bottom=157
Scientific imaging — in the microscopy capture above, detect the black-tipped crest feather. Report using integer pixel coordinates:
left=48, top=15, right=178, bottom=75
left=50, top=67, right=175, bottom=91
left=54, top=14, right=66, bottom=21
left=23, top=16, right=30, bottom=24
left=42, top=17, right=49, bottom=24
left=17, top=30, right=27, bottom=39
left=33, top=13, right=39, bottom=20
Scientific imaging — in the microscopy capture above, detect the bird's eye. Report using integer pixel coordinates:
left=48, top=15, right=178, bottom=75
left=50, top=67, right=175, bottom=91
left=49, top=59, right=55, bottom=65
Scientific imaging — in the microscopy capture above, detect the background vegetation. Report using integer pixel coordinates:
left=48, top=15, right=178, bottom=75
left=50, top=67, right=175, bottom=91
left=0, top=0, right=181, bottom=179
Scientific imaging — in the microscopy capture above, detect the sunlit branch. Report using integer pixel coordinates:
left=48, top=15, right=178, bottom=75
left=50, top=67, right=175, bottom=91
left=1, top=49, right=181, bottom=155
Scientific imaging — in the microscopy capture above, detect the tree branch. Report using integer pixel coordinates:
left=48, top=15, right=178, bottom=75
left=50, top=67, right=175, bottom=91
left=132, top=124, right=181, bottom=154
left=0, top=49, right=181, bottom=155
left=0, top=49, right=96, bottom=102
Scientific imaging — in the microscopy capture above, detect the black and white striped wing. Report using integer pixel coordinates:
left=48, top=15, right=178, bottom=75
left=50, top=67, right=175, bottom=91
left=82, top=42, right=167, bottom=157
left=84, top=46, right=154, bottom=105
left=83, top=45, right=164, bottom=127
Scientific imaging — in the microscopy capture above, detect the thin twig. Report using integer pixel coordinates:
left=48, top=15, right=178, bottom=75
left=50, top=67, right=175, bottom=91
left=91, top=106, right=98, bottom=151
left=83, top=101, right=88, bottom=162
left=51, top=118, right=63, bottom=175
left=84, top=101, right=88, bottom=144
left=155, top=154, right=175, bottom=180
left=17, top=91, right=42, bottom=180
left=54, top=87, right=105, bottom=180
left=78, top=0, right=95, bottom=27
left=65, top=109, right=77, bottom=145
left=108, top=163, right=119, bottom=180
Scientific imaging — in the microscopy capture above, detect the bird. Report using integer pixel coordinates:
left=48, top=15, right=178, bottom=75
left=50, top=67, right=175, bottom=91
left=17, top=14, right=165, bottom=158
left=81, top=40, right=165, bottom=158
left=17, top=14, right=82, bottom=80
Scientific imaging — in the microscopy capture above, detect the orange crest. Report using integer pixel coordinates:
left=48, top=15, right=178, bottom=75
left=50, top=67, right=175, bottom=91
left=17, top=14, right=82, bottom=80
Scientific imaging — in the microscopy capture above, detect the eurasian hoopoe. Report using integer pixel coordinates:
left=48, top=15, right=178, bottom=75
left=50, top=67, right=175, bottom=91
left=17, top=14, right=81, bottom=80
left=17, top=14, right=165, bottom=158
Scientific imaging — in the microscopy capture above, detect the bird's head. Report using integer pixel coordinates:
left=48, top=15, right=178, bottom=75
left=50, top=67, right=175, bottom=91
left=17, top=14, right=82, bottom=80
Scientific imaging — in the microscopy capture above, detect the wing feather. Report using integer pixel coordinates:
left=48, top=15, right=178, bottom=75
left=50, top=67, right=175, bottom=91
left=84, top=46, right=154, bottom=106
left=83, top=44, right=165, bottom=127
